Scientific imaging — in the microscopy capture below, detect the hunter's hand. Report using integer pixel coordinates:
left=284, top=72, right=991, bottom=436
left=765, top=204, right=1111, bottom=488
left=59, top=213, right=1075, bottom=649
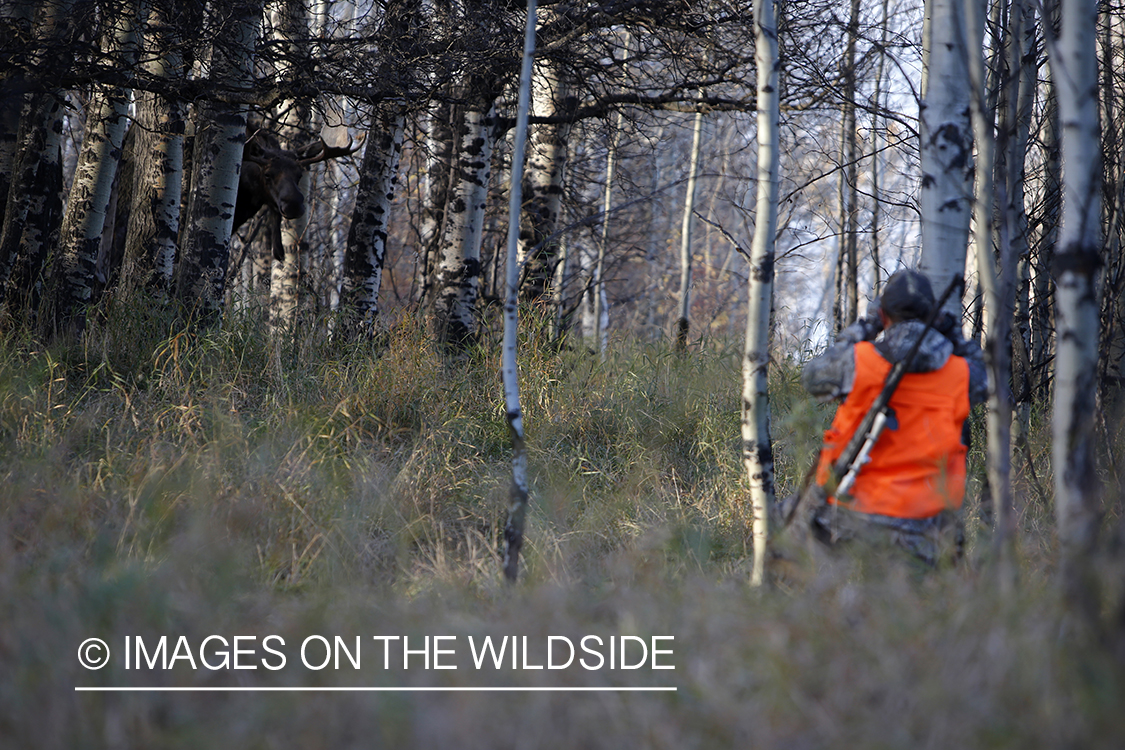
left=934, top=311, right=960, bottom=341
left=835, top=301, right=884, bottom=345
left=860, top=299, right=884, bottom=340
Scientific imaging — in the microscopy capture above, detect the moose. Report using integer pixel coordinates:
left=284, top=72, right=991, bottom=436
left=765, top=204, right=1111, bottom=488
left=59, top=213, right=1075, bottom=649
left=98, top=121, right=357, bottom=293
left=236, top=125, right=358, bottom=261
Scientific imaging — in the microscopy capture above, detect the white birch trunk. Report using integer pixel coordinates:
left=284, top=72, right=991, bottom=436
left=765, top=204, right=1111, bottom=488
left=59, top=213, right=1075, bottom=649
left=173, top=1, right=263, bottom=320
left=270, top=198, right=303, bottom=334
left=1011, top=0, right=1038, bottom=548
left=593, top=115, right=620, bottom=357
left=643, top=131, right=666, bottom=339
left=1030, top=55, right=1061, bottom=392
left=743, top=0, right=780, bottom=588
left=176, top=112, right=249, bottom=316
left=1009, top=0, right=1036, bottom=443
left=341, top=103, right=406, bottom=337
left=547, top=138, right=575, bottom=343
left=676, top=108, right=703, bottom=350
left=517, top=36, right=573, bottom=303
left=578, top=235, right=609, bottom=350
left=1003, top=0, right=1037, bottom=559
left=837, top=0, right=860, bottom=325
left=0, top=92, right=67, bottom=313
left=964, top=0, right=1015, bottom=585
left=591, top=31, right=630, bottom=356
left=1049, top=0, right=1103, bottom=617
left=431, top=90, right=496, bottom=349
left=51, top=8, right=136, bottom=332
left=419, top=100, right=454, bottom=303
left=501, top=0, right=536, bottom=582
left=319, top=0, right=355, bottom=314
left=871, top=0, right=889, bottom=292
left=269, top=0, right=311, bottom=336
left=417, top=0, right=453, bottom=301
left=919, top=0, right=973, bottom=309
left=326, top=158, right=348, bottom=313
left=550, top=214, right=570, bottom=342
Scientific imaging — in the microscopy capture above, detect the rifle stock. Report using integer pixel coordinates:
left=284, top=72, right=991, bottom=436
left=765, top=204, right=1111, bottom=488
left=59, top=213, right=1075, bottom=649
left=777, top=274, right=964, bottom=529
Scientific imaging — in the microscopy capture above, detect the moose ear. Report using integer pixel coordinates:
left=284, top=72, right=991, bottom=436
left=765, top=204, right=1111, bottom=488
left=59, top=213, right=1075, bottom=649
left=240, top=161, right=262, bottom=180
left=244, top=137, right=266, bottom=163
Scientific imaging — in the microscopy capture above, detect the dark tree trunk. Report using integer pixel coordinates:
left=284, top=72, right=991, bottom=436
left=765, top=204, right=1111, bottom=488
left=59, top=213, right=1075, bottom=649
left=0, top=94, right=66, bottom=319
left=120, top=2, right=186, bottom=298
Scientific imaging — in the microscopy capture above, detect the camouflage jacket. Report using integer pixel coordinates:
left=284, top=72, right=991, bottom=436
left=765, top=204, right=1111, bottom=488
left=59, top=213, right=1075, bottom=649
left=801, top=318, right=988, bottom=407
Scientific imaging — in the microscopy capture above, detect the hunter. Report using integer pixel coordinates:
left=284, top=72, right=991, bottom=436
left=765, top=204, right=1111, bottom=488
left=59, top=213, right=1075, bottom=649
left=801, top=269, right=988, bottom=565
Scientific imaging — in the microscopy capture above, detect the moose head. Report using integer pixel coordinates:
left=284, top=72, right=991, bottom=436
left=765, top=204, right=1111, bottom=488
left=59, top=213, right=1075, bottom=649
left=236, top=127, right=358, bottom=260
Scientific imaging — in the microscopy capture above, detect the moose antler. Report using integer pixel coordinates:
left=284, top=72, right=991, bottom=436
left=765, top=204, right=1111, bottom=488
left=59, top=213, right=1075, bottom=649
left=297, top=134, right=364, bottom=166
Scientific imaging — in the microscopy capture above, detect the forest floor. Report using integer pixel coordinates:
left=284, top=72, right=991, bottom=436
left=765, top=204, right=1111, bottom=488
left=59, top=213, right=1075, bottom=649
left=2, top=304, right=1123, bottom=748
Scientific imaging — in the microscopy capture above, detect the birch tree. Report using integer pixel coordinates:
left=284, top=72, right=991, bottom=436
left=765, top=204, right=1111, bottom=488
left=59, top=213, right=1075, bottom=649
left=675, top=107, right=703, bottom=351
left=339, top=0, right=415, bottom=338
left=964, top=0, right=1016, bottom=582
left=50, top=2, right=137, bottom=333
left=120, top=0, right=187, bottom=296
left=919, top=0, right=973, bottom=305
left=501, top=0, right=536, bottom=582
left=268, top=0, right=312, bottom=336
left=1048, top=0, right=1103, bottom=620
left=586, top=30, right=632, bottom=356
left=418, top=99, right=456, bottom=305
left=641, top=128, right=667, bottom=340
left=1007, top=0, right=1039, bottom=476
left=340, top=103, right=406, bottom=338
left=0, top=0, right=74, bottom=316
left=517, top=26, right=575, bottom=305
left=743, top=0, right=780, bottom=588
left=835, top=0, right=861, bottom=329
left=870, top=0, right=890, bottom=293
left=587, top=130, right=616, bottom=355
left=588, top=112, right=631, bottom=355
left=173, top=0, right=264, bottom=321
left=1097, top=11, right=1125, bottom=397
left=0, top=89, right=66, bottom=316
left=1031, top=84, right=1061, bottom=393
left=578, top=232, right=608, bottom=351
left=548, top=201, right=571, bottom=342
left=430, top=78, right=497, bottom=350
left=314, top=0, right=355, bottom=315
left=0, top=0, right=36, bottom=212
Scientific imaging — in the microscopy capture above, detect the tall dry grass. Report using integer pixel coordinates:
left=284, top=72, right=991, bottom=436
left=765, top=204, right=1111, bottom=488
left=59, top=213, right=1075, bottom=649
left=1, top=302, right=1122, bottom=748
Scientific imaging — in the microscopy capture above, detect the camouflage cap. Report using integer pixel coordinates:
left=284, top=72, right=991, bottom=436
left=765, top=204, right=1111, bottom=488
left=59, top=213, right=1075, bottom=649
left=880, top=269, right=934, bottom=321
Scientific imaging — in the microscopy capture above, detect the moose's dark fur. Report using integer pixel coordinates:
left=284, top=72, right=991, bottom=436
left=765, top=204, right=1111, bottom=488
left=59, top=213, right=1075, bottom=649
left=236, top=126, right=356, bottom=260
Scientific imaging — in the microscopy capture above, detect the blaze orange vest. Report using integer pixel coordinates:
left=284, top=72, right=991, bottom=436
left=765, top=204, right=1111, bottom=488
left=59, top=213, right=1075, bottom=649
left=815, top=341, right=970, bottom=519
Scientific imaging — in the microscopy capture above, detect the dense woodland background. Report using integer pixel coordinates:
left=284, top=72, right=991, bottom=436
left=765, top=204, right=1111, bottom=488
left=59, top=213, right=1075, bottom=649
left=0, top=0, right=934, bottom=344
left=2, top=0, right=1125, bottom=746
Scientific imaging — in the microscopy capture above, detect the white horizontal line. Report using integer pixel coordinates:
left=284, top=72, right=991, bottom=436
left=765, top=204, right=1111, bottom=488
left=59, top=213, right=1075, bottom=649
left=75, top=686, right=677, bottom=693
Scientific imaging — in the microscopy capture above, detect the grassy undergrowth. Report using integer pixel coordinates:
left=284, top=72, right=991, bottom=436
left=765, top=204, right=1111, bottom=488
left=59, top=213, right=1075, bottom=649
left=1, top=305, right=1123, bottom=748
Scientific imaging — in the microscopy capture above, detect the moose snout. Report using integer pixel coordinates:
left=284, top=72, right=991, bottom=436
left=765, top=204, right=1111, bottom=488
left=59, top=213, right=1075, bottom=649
left=277, top=194, right=306, bottom=219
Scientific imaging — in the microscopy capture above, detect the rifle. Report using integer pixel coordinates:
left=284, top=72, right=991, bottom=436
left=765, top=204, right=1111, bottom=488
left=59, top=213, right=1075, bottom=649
left=775, top=273, right=965, bottom=529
